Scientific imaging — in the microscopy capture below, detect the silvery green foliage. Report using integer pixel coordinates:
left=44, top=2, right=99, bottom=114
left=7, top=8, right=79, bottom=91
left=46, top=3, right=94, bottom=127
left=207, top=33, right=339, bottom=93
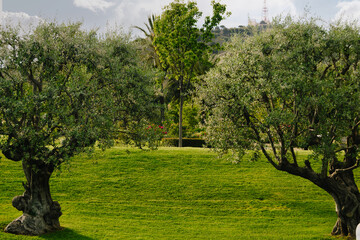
left=0, top=22, right=156, bottom=167
left=199, top=17, right=360, bottom=168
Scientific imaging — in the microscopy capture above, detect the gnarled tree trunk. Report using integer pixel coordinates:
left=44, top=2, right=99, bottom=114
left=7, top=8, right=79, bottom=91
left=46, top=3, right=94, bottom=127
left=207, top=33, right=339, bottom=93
left=326, top=171, right=360, bottom=238
left=4, top=160, right=62, bottom=236
left=278, top=158, right=360, bottom=238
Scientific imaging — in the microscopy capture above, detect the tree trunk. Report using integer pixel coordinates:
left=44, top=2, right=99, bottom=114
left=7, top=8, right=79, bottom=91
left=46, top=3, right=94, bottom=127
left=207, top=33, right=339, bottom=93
left=160, top=95, right=166, bottom=124
left=4, top=160, right=62, bottom=236
left=326, top=171, right=360, bottom=238
left=178, top=75, right=184, bottom=148
left=277, top=159, right=360, bottom=238
left=179, top=93, right=184, bottom=148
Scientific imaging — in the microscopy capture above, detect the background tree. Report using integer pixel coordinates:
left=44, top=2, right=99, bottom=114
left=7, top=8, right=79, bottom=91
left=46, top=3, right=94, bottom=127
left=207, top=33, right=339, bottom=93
left=133, top=15, right=170, bottom=124
left=0, top=22, right=155, bottom=235
left=134, top=15, right=158, bottom=68
left=153, top=0, right=229, bottom=147
left=198, top=17, right=360, bottom=238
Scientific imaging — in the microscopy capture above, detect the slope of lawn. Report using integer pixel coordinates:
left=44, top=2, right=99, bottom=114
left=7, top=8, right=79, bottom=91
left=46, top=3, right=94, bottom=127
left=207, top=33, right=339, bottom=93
left=0, top=147, right=348, bottom=239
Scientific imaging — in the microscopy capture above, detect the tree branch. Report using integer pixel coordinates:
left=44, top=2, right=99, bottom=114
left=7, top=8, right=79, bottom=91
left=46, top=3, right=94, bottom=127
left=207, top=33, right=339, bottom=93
left=329, top=159, right=360, bottom=178
left=335, top=146, right=356, bottom=153
left=266, top=130, right=279, bottom=162
left=28, top=68, right=42, bottom=92
left=320, top=64, right=331, bottom=80
left=276, top=125, right=287, bottom=164
left=290, top=146, right=298, bottom=167
left=243, top=107, right=280, bottom=169
left=2, top=147, right=23, bottom=162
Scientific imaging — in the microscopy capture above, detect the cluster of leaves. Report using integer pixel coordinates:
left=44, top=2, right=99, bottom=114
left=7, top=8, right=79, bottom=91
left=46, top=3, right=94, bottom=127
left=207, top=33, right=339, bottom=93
left=153, top=0, right=229, bottom=87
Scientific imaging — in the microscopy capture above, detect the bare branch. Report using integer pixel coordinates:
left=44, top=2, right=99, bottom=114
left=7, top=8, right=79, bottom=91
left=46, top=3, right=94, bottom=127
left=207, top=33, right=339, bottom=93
left=290, top=146, right=298, bottom=166
left=320, top=64, right=331, bottom=80
left=28, top=68, right=42, bottom=92
left=304, top=160, right=313, bottom=171
left=335, top=146, right=356, bottom=153
left=243, top=107, right=280, bottom=169
left=353, top=119, right=360, bottom=130
left=266, top=130, right=279, bottom=161
left=329, top=159, right=360, bottom=178
left=276, top=125, right=287, bottom=163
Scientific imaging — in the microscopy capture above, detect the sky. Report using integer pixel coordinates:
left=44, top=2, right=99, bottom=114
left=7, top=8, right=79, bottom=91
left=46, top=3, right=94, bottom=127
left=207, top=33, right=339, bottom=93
left=1, top=0, right=360, bottom=37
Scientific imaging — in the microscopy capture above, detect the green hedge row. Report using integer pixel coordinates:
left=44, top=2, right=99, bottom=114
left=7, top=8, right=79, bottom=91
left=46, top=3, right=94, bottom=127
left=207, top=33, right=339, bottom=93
left=162, top=138, right=207, bottom=148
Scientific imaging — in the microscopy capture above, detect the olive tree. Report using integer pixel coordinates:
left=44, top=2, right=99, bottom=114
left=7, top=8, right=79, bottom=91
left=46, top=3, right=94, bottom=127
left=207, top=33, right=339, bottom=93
left=198, top=17, right=360, bottom=238
left=0, top=22, right=155, bottom=235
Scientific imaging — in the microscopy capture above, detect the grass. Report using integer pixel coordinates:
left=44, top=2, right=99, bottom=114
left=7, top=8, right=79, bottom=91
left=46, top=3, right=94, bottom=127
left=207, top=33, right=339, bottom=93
left=0, top=147, right=350, bottom=239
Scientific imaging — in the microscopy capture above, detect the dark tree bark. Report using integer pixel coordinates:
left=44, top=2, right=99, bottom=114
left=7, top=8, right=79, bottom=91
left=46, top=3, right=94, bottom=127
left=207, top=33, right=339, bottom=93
left=276, top=159, right=360, bottom=238
left=327, top=171, right=360, bottom=238
left=178, top=76, right=184, bottom=148
left=327, top=136, right=360, bottom=237
left=179, top=94, right=184, bottom=148
left=4, top=160, right=62, bottom=236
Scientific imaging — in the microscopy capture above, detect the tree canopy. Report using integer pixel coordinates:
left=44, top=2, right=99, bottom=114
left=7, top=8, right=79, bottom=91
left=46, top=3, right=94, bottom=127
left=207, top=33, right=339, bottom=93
left=0, top=22, right=156, bottom=235
left=198, top=17, right=360, bottom=237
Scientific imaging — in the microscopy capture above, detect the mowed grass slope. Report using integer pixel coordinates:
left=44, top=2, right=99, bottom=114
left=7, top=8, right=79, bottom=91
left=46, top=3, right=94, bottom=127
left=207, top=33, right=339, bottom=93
left=0, top=147, right=345, bottom=239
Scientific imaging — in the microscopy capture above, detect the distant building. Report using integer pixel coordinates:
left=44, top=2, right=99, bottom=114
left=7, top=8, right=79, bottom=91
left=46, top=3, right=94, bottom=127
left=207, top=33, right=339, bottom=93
left=248, top=17, right=270, bottom=27
left=248, top=16, right=258, bottom=26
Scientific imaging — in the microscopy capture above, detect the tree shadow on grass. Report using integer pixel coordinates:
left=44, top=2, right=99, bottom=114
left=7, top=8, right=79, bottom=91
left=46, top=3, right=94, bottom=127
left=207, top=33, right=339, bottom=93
left=0, top=222, right=8, bottom=234
left=40, top=228, right=95, bottom=240
left=1, top=223, right=94, bottom=240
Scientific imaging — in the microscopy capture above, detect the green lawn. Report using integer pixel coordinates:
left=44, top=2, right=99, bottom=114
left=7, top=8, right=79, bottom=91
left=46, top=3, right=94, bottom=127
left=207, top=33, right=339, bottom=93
left=0, top=147, right=348, bottom=239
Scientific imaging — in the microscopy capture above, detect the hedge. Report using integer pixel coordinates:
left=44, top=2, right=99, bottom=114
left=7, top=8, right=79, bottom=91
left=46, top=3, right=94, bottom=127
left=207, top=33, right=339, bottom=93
left=162, top=138, right=207, bottom=148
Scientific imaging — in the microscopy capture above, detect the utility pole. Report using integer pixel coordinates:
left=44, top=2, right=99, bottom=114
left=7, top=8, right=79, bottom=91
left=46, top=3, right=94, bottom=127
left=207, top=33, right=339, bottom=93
left=262, top=0, right=269, bottom=23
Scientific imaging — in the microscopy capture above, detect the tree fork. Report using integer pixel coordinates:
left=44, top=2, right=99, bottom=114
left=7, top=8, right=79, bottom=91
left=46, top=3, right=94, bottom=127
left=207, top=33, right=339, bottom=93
left=5, top=160, right=62, bottom=235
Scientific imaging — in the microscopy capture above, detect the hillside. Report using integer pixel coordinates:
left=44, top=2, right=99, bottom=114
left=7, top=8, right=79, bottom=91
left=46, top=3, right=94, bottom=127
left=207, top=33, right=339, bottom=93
left=212, top=24, right=269, bottom=46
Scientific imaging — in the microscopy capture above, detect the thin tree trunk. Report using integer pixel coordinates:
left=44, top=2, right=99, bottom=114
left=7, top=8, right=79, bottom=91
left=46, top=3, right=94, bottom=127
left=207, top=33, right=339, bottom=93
left=160, top=95, right=165, bottom=124
left=178, top=76, right=184, bottom=148
left=179, top=93, right=184, bottom=147
left=5, top=160, right=62, bottom=236
left=160, top=82, right=166, bottom=124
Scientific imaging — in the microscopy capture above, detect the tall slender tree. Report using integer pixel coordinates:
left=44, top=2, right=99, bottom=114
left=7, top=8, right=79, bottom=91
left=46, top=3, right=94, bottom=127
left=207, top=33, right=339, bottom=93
left=134, top=15, right=170, bottom=123
left=134, top=15, right=158, bottom=68
left=153, top=0, right=229, bottom=147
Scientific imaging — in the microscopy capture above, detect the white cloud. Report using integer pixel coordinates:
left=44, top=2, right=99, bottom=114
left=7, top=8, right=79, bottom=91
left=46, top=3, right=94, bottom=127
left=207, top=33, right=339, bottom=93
left=73, top=0, right=115, bottom=13
left=335, top=0, right=360, bottom=22
left=0, top=11, right=43, bottom=32
left=113, top=0, right=169, bottom=25
left=109, top=0, right=172, bottom=35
